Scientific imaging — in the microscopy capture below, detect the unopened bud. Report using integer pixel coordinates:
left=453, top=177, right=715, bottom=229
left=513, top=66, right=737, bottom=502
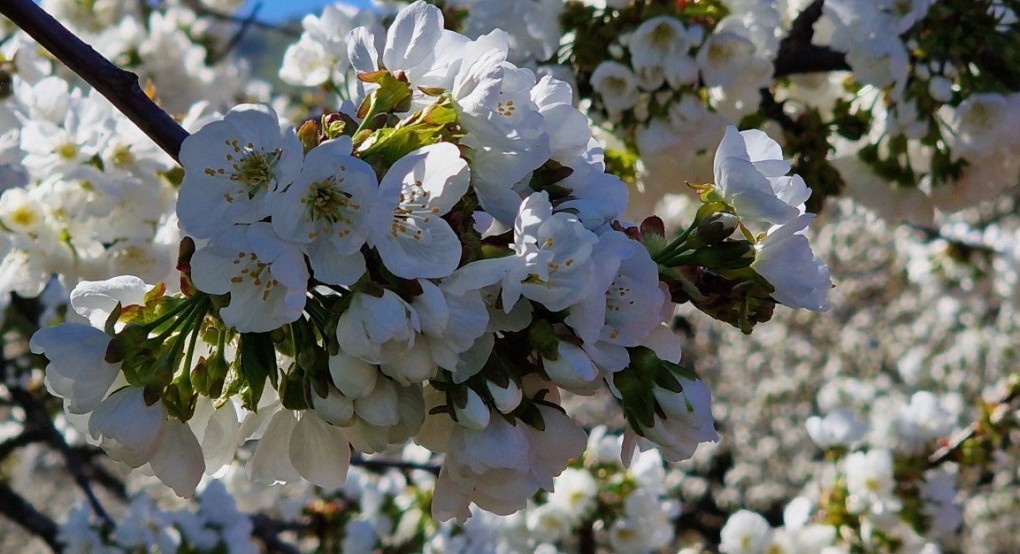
left=297, top=119, right=320, bottom=153
left=543, top=343, right=598, bottom=389
left=487, top=379, right=523, bottom=414
left=312, top=384, right=356, bottom=426
left=329, top=353, right=378, bottom=399
left=696, top=212, right=739, bottom=245
left=690, top=241, right=755, bottom=270
left=640, top=216, right=665, bottom=239
left=454, top=388, right=490, bottom=430
left=354, top=378, right=399, bottom=427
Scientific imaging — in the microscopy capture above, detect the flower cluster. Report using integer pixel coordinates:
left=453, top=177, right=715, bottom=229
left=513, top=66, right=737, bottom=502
left=58, top=481, right=258, bottom=554
left=716, top=383, right=972, bottom=554
left=561, top=0, right=785, bottom=210
left=425, top=0, right=1020, bottom=224
left=27, top=0, right=832, bottom=525
left=807, top=0, right=1020, bottom=220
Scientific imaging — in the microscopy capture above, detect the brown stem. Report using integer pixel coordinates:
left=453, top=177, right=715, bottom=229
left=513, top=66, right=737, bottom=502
left=0, top=0, right=190, bottom=163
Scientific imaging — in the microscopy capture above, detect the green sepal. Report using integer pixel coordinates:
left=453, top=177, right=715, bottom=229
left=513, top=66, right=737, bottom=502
left=103, top=302, right=123, bottom=336
left=517, top=402, right=546, bottom=432
left=279, top=366, right=310, bottom=410
left=237, top=332, right=278, bottom=412
left=356, top=70, right=412, bottom=120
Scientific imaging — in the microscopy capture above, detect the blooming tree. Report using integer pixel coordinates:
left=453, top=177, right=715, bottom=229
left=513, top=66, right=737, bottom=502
left=0, top=1, right=1016, bottom=553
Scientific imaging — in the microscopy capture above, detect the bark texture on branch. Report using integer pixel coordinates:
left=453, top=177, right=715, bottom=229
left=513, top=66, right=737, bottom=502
left=0, top=0, right=190, bottom=162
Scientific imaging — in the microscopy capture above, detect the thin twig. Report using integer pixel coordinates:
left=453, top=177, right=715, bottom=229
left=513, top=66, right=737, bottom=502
left=0, top=429, right=46, bottom=462
left=0, top=0, right=190, bottom=162
left=180, top=0, right=301, bottom=37
left=0, top=481, right=62, bottom=552
left=210, top=2, right=264, bottom=65
left=70, top=446, right=130, bottom=500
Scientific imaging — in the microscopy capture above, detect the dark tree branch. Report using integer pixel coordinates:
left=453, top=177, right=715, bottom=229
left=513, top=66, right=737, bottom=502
left=0, top=481, right=62, bottom=552
left=0, top=0, right=190, bottom=162
left=0, top=429, right=46, bottom=462
left=350, top=455, right=441, bottom=475
left=758, top=88, right=803, bottom=134
left=773, top=0, right=851, bottom=78
left=8, top=385, right=115, bottom=531
left=787, top=0, right=824, bottom=44
left=774, top=44, right=850, bottom=78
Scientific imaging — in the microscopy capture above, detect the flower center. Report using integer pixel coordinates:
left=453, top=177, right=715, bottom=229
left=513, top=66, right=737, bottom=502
left=306, top=177, right=355, bottom=224
left=389, top=180, right=438, bottom=242
left=10, top=206, right=37, bottom=228
left=57, top=142, right=78, bottom=161
left=605, top=76, right=629, bottom=94
left=497, top=99, right=516, bottom=117
left=111, top=145, right=134, bottom=168
left=651, top=23, right=676, bottom=49
left=215, top=140, right=283, bottom=199
left=231, top=251, right=280, bottom=301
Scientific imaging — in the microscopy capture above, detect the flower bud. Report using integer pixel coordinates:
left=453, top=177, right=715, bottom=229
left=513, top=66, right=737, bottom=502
left=543, top=342, right=598, bottom=389
left=354, top=377, right=399, bottom=427
left=487, top=379, right=523, bottom=414
left=454, top=388, right=490, bottom=430
left=329, top=353, right=378, bottom=399
left=695, top=212, right=740, bottom=245
left=312, top=384, right=356, bottom=426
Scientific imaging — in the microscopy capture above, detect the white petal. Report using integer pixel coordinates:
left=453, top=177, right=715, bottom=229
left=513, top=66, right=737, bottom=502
left=151, top=420, right=205, bottom=497
left=248, top=409, right=301, bottom=485
left=290, top=413, right=351, bottom=490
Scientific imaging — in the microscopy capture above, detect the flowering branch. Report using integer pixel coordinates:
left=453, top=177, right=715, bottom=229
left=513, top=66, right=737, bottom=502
left=928, top=375, right=1020, bottom=468
left=0, top=0, right=190, bottom=162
